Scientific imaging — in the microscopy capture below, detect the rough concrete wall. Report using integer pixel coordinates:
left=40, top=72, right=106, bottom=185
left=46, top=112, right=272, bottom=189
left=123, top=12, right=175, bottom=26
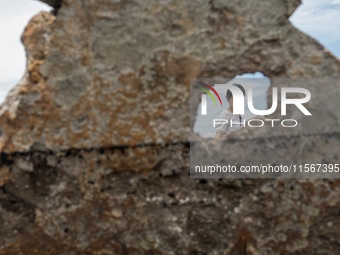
left=0, top=0, right=339, bottom=254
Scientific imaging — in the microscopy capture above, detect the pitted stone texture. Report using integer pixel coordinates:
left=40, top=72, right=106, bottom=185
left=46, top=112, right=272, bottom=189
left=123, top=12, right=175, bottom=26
left=0, top=0, right=339, bottom=153
left=0, top=145, right=243, bottom=254
left=0, top=148, right=339, bottom=254
left=224, top=179, right=340, bottom=255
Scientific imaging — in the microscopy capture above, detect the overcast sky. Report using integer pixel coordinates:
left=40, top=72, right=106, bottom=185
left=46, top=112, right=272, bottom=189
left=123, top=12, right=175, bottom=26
left=290, top=0, right=340, bottom=57
left=0, top=1, right=51, bottom=83
left=0, top=0, right=339, bottom=102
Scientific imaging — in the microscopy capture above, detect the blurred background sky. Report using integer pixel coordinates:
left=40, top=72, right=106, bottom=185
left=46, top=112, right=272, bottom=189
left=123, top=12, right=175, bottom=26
left=0, top=0, right=339, bottom=104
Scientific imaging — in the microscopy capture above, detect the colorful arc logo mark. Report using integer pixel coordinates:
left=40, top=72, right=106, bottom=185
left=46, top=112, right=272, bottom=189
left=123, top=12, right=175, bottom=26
left=196, top=82, right=222, bottom=115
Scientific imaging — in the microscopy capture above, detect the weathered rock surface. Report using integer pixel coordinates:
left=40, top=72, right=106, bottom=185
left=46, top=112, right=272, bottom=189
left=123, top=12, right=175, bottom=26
left=0, top=0, right=339, bottom=254
left=0, top=0, right=339, bottom=154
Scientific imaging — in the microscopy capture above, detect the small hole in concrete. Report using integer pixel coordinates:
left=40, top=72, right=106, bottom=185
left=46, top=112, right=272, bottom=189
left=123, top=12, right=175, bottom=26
left=193, top=72, right=270, bottom=138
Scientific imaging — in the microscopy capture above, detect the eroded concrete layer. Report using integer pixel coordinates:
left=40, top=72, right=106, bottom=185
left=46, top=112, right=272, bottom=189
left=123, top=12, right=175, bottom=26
left=0, top=142, right=339, bottom=254
left=0, top=0, right=339, bottom=153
